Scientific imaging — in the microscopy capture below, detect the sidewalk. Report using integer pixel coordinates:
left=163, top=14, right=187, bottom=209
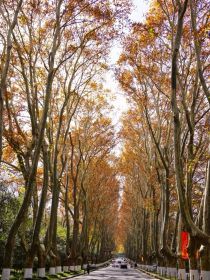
left=65, top=260, right=111, bottom=279
left=137, top=268, right=170, bottom=280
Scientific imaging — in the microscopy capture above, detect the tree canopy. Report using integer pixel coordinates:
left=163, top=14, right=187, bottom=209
left=0, top=0, right=209, bottom=280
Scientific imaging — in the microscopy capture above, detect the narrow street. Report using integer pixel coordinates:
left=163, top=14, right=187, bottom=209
left=0, top=1, right=209, bottom=280
left=72, top=266, right=158, bottom=280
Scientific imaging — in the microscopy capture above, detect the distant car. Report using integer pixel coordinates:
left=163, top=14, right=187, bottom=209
left=112, top=258, right=125, bottom=268
left=112, top=260, right=119, bottom=267
left=120, top=261, right=128, bottom=269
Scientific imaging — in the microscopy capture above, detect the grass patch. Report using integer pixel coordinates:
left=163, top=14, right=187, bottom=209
left=57, top=272, right=73, bottom=277
left=10, top=276, right=22, bottom=280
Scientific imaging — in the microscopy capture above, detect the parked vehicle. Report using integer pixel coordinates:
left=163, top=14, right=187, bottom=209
left=112, top=258, right=126, bottom=268
left=120, top=261, right=128, bottom=269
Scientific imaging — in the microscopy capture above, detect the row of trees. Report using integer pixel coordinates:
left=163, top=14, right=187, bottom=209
left=117, top=0, right=209, bottom=279
left=0, top=0, right=131, bottom=279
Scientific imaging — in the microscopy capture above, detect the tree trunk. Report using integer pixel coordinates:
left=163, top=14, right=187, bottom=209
left=177, top=215, right=187, bottom=280
left=159, top=171, right=177, bottom=273
left=37, top=245, right=47, bottom=278
left=188, top=236, right=200, bottom=280
left=65, top=172, right=71, bottom=257
left=70, top=207, right=80, bottom=264
left=49, top=250, right=57, bottom=275
left=200, top=157, right=210, bottom=278
left=190, top=0, right=210, bottom=106
left=24, top=145, right=49, bottom=278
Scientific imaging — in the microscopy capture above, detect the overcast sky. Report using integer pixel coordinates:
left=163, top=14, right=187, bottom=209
left=107, top=0, right=150, bottom=127
left=131, top=0, right=149, bottom=22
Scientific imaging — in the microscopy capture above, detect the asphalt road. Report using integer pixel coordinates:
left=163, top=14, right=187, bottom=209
left=72, top=266, right=158, bottom=280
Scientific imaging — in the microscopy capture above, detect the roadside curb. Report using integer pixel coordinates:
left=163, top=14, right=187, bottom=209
left=65, top=264, right=110, bottom=279
left=46, top=271, right=85, bottom=279
left=137, top=268, right=168, bottom=280
left=67, top=271, right=85, bottom=278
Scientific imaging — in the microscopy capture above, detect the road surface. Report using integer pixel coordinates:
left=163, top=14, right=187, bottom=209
left=72, top=266, right=158, bottom=280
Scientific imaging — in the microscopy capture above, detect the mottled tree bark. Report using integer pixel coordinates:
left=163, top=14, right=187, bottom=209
left=200, top=155, right=210, bottom=274
left=24, top=144, right=49, bottom=277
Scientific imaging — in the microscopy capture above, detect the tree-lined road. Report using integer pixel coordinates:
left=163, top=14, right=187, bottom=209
left=73, top=266, right=158, bottom=280
left=0, top=0, right=209, bottom=279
